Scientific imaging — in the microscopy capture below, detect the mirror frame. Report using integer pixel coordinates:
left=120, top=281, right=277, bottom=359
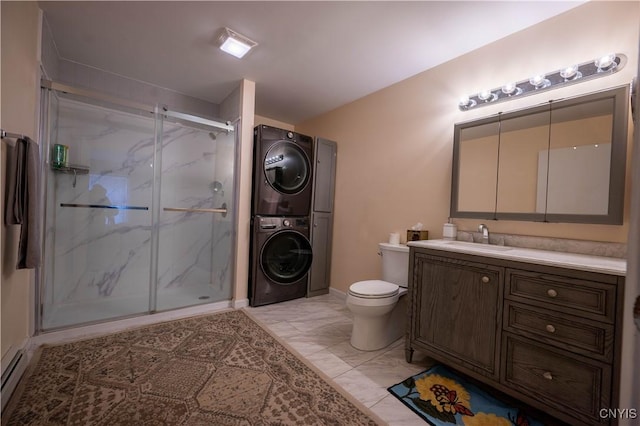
left=450, top=84, right=630, bottom=224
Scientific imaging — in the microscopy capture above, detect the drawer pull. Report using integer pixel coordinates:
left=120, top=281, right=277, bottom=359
left=546, top=289, right=558, bottom=298
left=545, top=324, right=556, bottom=333
left=481, top=276, right=490, bottom=284
left=543, top=371, right=553, bottom=380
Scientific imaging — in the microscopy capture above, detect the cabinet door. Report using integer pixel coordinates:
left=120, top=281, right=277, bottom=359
left=308, top=212, right=333, bottom=296
left=414, top=253, right=503, bottom=378
left=312, top=138, right=337, bottom=213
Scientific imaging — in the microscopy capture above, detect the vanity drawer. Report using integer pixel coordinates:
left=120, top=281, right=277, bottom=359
left=504, top=301, right=614, bottom=362
left=505, top=269, right=617, bottom=323
left=502, top=333, right=611, bottom=425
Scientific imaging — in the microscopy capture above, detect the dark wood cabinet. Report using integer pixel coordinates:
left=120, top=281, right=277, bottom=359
left=409, top=252, right=503, bottom=379
left=407, top=247, right=625, bottom=426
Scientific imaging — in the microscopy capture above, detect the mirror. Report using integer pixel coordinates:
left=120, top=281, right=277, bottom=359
left=451, top=85, right=629, bottom=224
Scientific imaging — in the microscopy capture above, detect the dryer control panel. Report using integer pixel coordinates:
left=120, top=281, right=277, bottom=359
left=257, top=216, right=309, bottom=232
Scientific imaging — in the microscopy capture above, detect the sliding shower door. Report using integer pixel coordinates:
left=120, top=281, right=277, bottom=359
left=42, top=94, right=156, bottom=329
left=40, top=87, right=237, bottom=331
left=154, top=115, right=235, bottom=311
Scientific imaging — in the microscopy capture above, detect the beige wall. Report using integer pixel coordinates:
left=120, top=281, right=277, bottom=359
left=296, top=1, right=640, bottom=293
left=1, top=2, right=40, bottom=361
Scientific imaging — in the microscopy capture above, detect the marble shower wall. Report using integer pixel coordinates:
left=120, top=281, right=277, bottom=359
left=156, top=121, right=235, bottom=305
left=47, top=98, right=155, bottom=311
left=44, top=96, right=235, bottom=324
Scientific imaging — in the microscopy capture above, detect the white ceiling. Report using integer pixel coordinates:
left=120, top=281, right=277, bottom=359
left=39, top=1, right=583, bottom=124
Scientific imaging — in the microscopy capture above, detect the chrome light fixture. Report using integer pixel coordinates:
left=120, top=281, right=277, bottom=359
left=458, top=53, right=626, bottom=111
left=217, top=27, right=257, bottom=59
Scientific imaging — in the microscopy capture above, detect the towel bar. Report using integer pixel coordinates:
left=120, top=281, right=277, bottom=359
left=60, top=203, right=149, bottom=211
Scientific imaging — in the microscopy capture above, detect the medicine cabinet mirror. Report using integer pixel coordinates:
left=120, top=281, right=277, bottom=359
left=451, top=85, right=629, bottom=224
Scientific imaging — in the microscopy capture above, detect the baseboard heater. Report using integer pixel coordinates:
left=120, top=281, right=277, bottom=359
left=1, top=350, right=27, bottom=412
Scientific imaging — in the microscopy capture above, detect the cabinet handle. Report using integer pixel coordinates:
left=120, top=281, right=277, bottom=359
left=481, top=276, right=490, bottom=284
left=547, top=289, right=558, bottom=298
left=543, top=372, right=553, bottom=380
left=545, top=324, right=556, bottom=333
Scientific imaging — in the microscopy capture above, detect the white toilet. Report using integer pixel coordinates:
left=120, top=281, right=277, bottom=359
left=346, top=242, right=409, bottom=351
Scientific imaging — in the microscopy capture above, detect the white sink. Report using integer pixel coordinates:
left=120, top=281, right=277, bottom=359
left=440, top=240, right=513, bottom=252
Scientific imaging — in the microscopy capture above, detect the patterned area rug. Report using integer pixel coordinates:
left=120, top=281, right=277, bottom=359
left=388, top=364, right=543, bottom=426
left=4, top=309, right=382, bottom=425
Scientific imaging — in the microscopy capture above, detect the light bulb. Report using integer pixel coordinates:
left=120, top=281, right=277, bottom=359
left=458, top=95, right=476, bottom=109
left=501, top=83, right=517, bottom=95
left=560, top=65, right=579, bottom=80
left=478, top=90, right=493, bottom=101
left=595, top=53, right=616, bottom=70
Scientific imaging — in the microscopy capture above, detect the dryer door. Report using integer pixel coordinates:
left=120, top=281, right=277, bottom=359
left=260, top=230, right=313, bottom=284
left=263, top=141, right=311, bottom=195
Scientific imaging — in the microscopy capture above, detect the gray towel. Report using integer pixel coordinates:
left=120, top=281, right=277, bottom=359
left=4, top=137, right=41, bottom=269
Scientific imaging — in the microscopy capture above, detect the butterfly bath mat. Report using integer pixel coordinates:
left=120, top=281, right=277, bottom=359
left=388, top=364, right=543, bottom=426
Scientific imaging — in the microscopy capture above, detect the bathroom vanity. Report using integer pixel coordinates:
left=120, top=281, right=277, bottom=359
left=406, top=240, right=626, bottom=426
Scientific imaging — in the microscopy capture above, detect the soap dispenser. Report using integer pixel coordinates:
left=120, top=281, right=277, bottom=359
left=443, top=219, right=457, bottom=241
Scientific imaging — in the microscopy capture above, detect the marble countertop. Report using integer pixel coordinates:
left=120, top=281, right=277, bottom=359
left=407, top=239, right=626, bottom=276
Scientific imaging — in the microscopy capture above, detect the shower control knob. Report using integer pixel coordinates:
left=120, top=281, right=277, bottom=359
left=283, top=219, right=291, bottom=227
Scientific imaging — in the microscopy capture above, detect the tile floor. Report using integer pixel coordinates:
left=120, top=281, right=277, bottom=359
left=247, top=293, right=434, bottom=425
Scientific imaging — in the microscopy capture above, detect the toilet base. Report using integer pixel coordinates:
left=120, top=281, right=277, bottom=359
left=349, top=296, right=406, bottom=351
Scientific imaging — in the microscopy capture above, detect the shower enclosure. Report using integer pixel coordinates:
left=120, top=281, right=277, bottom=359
left=39, top=83, right=237, bottom=330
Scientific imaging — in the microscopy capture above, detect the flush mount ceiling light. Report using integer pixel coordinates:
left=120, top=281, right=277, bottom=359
left=458, top=53, right=627, bottom=111
left=217, top=27, right=257, bottom=59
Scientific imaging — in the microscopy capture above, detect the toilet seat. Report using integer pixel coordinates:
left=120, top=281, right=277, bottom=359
left=349, top=280, right=399, bottom=299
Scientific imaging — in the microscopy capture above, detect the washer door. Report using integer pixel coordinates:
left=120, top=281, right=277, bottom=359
left=261, top=230, right=313, bottom=285
left=263, top=141, right=311, bottom=195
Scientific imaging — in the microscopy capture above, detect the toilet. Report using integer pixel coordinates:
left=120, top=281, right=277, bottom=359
left=346, top=242, right=409, bottom=351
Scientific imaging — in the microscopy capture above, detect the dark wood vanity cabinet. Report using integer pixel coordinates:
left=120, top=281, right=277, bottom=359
left=406, top=247, right=625, bottom=426
left=408, top=252, right=503, bottom=379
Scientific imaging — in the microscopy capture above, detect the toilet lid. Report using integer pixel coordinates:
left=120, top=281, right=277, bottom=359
left=349, top=280, right=399, bottom=299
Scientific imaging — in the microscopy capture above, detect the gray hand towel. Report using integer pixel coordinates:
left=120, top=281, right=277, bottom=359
left=4, top=137, right=41, bottom=269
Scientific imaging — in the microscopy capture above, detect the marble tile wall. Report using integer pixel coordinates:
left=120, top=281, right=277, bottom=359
left=43, top=96, right=235, bottom=326
left=156, top=121, right=234, bottom=306
left=48, top=97, right=155, bottom=308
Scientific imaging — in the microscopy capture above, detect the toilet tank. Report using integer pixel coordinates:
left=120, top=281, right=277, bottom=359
left=378, top=243, right=410, bottom=287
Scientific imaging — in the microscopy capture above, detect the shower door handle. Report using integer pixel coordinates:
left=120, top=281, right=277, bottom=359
left=163, top=202, right=227, bottom=218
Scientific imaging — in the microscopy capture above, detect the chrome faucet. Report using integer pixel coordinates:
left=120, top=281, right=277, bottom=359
left=478, top=224, right=490, bottom=244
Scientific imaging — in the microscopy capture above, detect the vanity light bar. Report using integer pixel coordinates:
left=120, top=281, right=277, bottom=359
left=458, top=53, right=627, bottom=111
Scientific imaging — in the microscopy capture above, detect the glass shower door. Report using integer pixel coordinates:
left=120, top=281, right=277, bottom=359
left=41, top=94, right=156, bottom=329
left=154, top=114, right=235, bottom=311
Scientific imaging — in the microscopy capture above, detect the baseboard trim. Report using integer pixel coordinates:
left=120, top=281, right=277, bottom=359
left=233, top=298, right=249, bottom=308
left=1, top=347, right=29, bottom=412
left=329, top=287, right=346, bottom=300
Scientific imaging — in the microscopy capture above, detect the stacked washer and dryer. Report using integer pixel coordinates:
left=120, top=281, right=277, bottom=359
left=249, top=125, right=314, bottom=306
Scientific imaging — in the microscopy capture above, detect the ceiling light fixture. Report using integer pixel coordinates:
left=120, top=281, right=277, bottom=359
left=217, top=27, right=257, bottom=59
left=458, top=53, right=626, bottom=111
